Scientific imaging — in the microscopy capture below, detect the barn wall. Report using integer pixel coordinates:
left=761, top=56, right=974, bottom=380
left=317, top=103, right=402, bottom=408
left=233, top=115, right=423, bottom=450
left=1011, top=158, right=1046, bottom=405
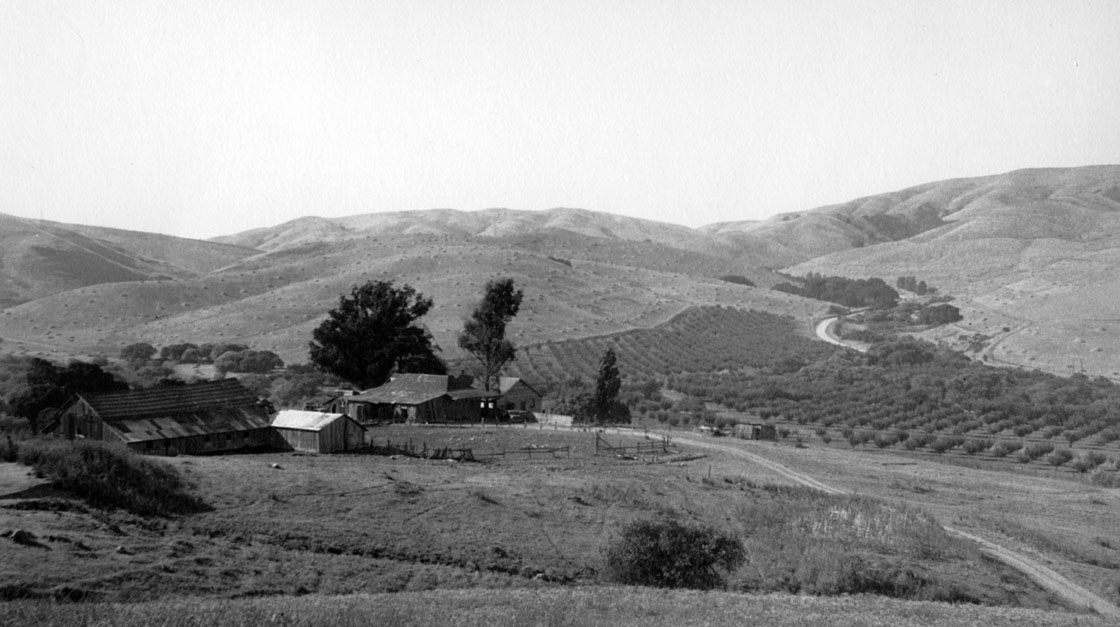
left=501, top=384, right=541, bottom=411
left=131, top=428, right=272, bottom=456
left=274, top=428, right=321, bottom=453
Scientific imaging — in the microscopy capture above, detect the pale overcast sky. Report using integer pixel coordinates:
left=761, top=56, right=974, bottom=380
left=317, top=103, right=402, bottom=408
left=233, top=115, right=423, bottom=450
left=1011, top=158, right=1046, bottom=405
left=2, top=1, right=1119, bottom=240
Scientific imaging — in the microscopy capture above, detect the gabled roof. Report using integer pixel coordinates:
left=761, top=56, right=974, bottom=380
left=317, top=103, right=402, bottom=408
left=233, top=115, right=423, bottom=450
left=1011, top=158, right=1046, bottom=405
left=80, top=379, right=261, bottom=421
left=498, top=377, right=542, bottom=397
left=271, top=410, right=362, bottom=432
left=348, top=373, right=450, bottom=405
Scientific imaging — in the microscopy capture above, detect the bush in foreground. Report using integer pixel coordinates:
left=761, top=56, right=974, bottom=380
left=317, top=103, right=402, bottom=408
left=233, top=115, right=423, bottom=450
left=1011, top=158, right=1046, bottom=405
left=603, top=519, right=744, bottom=590
left=17, top=439, right=210, bottom=517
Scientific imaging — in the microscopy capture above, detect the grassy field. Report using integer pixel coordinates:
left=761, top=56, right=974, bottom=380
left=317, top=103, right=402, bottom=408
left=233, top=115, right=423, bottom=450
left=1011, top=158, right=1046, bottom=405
left=3, top=425, right=1109, bottom=625
left=1, top=588, right=1111, bottom=627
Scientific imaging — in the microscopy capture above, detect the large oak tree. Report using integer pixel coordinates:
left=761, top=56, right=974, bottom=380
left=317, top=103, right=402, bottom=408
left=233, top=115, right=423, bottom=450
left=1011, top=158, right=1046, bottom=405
left=309, top=280, right=445, bottom=389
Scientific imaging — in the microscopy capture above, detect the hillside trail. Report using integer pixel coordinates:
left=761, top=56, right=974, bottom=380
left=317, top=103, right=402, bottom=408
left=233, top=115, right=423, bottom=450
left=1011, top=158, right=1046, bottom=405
left=610, top=429, right=1120, bottom=620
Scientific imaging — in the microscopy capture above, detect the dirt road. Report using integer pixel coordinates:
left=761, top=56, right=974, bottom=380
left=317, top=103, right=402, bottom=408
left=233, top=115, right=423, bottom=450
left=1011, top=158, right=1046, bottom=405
left=621, top=430, right=1120, bottom=619
left=813, top=317, right=868, bottom=352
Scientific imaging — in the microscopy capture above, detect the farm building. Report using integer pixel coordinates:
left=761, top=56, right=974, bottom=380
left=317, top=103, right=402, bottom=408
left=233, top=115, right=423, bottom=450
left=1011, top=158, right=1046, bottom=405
left=497, top=377, right=543, bottom=412
left=270, top=410, right=366, bottom=453
left=47, top=379, right=272, bottom=455
left=338, top=373, right=500, bottom=425
left=733, top=423, right=777, bottom=441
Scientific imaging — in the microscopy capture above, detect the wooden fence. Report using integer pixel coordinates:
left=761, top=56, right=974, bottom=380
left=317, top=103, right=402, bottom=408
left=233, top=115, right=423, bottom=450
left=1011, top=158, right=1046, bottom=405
left=594, top=432, right=672, bottom=460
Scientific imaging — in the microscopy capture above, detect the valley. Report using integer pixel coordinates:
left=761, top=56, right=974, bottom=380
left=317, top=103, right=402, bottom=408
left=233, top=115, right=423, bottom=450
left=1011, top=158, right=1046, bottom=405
left=3, top=165, right=1120, bottom=624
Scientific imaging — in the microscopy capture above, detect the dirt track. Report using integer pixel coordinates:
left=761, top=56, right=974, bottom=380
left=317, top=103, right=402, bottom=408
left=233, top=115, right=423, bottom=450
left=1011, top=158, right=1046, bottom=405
left=620, top=430, right=1120, bottom=620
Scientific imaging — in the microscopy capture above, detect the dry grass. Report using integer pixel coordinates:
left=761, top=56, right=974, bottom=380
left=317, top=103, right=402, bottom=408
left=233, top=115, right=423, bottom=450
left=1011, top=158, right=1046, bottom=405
left=0, top=426, right=1065, bottom=611
left=0, top=588, right=1110, bottom=627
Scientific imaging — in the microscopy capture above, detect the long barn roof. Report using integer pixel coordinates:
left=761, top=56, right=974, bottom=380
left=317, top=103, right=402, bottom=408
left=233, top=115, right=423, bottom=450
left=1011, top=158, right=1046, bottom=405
left=81, top=379, right=261, bottom=420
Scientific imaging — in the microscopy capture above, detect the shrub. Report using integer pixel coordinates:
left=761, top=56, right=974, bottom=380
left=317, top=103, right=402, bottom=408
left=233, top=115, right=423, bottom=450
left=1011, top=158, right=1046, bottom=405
left=0, top=435, right=17, bottom=462
left=990, top=441, right=1022, bottom=458
left=1090, top=467, right=1120, bottom=488
left=603, top=519, right=744, bottom=590
left=1046, top=448, right=1074, bottom=467
left=962, top=438, right=992, bottom=455
left=1021, top=441, right=1055, bottom=461
left=16, top=439, right=210, bottom=517
left=929, top=436, right=964, bottom=454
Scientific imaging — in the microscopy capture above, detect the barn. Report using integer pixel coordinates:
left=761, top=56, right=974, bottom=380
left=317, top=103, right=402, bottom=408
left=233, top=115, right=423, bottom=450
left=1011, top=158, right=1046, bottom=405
left=270, top=410, right=366, bottom=453
left=48, top=379, right=272, bottom=455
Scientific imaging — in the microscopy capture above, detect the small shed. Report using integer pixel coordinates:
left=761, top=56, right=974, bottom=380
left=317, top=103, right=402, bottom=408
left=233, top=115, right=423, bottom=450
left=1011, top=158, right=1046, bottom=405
left=497, top=377, right=543, bottom=412
left=733, top=423, right=777, bottom=441
left=270, top=410, right=366, bottom=453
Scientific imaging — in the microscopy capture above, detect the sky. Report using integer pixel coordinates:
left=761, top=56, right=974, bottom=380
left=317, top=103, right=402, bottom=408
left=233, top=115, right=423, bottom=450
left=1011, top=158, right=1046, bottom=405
left=2, top=1, right=1119, bottom=241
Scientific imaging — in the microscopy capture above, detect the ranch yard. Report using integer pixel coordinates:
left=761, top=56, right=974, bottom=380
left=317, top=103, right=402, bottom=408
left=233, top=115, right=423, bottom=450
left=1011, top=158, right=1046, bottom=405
left=1, top=425, right=1117, bottom=625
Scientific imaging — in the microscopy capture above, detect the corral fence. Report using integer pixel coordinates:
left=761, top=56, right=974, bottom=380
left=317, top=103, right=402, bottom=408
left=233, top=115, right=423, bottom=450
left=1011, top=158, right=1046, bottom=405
left=594, top=432, right=672, bottom=460
left=374, top=438, right=570, bottom=462
left=376, top=438, right=475, bottom=461
left=475, top=445, right=572, bottom=461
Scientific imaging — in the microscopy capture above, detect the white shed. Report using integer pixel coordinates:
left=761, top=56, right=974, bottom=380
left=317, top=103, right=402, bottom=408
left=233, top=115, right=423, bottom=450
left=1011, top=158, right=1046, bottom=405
left=270, top=410, right=366, bottom=453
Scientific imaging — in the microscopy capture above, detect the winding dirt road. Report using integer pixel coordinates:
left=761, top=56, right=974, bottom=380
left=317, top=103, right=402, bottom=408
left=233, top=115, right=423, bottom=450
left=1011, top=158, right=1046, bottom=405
left=813, top=317, right=868, bottom=353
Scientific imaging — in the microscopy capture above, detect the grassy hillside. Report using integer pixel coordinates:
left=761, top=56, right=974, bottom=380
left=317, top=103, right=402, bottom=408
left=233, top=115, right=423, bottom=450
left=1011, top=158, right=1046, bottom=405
left=0, top=213, right=255, bottom=309
left=779, top=167, right=1120, bottom=379
left=3, top=165, right=1119, bottom=377
left=0, top=231, right=823, bottom=365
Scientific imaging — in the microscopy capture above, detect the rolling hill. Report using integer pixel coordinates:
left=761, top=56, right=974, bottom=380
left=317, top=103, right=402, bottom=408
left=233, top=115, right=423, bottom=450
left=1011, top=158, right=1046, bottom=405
left=1, top=165, right=1119, bottom=379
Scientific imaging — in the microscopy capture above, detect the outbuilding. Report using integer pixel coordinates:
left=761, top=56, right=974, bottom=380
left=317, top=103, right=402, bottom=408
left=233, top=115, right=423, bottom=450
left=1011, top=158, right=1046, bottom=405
left=339, top=373, right=500, bottom=425
left=497, top=377, right=543, bottom=413
left=270, top=410, right=366, bottom=453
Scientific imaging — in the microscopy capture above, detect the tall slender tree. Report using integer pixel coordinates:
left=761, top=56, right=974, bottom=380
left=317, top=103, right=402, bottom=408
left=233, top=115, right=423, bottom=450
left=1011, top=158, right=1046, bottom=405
left=309, top=280, right=445, bottom=389
left=575, top=348, right=629, bottom=424
left=458, top=278, right=523, bottom=391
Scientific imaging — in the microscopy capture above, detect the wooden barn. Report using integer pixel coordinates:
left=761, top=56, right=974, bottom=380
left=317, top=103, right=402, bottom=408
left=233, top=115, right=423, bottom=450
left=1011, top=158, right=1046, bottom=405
left=48, top=379, right=272, bottom=455
left=497, top=377, right=543, bottom=413
left=270, top=410, right=366, bottom=453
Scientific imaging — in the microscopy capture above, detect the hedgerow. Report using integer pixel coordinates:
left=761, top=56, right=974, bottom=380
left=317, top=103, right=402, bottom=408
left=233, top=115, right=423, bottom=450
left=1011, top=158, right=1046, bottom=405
left=16, top=439, right=210, bottom=517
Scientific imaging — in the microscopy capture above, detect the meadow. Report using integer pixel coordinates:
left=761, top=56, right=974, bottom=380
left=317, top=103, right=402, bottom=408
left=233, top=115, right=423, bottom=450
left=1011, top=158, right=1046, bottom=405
left=3, top=425, right=1113, bottom=625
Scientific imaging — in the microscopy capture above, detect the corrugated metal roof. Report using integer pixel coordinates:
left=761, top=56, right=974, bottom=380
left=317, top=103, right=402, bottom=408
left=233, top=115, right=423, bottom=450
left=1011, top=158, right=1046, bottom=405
left=105, top=407, right=270, bottom=443
left=270, top=410, right=356, bottom=432
left=83, top=380, right=261, bottom=420
left=348, top=373, right=450, bottom=405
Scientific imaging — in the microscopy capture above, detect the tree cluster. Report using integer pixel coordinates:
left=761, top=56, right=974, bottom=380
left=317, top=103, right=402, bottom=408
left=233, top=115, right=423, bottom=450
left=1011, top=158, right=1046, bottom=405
left=5, top=358, right=127, bottom=430
left=772, top=273, right=899, bottom=309
left=895, top=275, right=935, bottom=295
